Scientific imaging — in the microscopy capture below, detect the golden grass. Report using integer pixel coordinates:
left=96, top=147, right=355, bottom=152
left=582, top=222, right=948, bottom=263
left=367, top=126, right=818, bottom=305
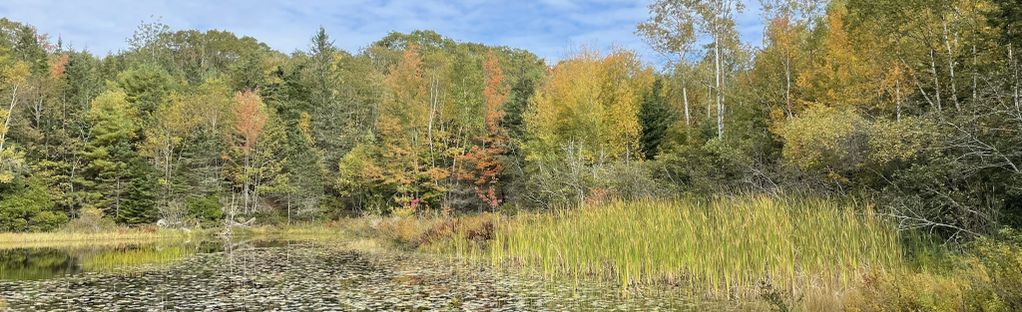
left=0, top=229, right=203, bottom=249
left=445, top=196, right=904, bottom=300
left=233, top=223, right=348, bottom=238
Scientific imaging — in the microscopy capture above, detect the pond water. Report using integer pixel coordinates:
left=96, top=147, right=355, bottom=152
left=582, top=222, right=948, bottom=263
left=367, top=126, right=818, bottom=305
left=0, top=237, right=703, bottom=311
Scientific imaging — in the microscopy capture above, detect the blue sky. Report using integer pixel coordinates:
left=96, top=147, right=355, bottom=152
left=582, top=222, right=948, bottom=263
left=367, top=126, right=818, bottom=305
left=0, top=0, right=765, bottom=66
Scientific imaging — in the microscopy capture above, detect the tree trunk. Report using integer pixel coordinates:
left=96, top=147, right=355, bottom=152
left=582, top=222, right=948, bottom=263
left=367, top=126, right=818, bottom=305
left=243, top=154, right=250, bottom=214
left=679, top=54, right=691, bottom=128
left=943, top=20, right=960, bottom=111
left=682, top=85, right=690, bottom=128
left=0, top=85, right=18, bottom=151
left=785, top=51, right=793, bottom=119
left=930, top=49, right=943, bottom=112
left=714, top=35, right=724, bottom=138
left=896, top=79, right=902, bottom=122
left=1011, top=44, right=1020, bottom=112
left=973, top=44, right=978, bottom=101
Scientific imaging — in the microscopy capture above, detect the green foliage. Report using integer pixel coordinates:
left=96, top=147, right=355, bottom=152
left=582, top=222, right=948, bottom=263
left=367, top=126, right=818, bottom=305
left=843, top=229, right=1022, bottom=311
left=779, top=105, right=867, bottom=179
left=988, top=0, right=1022, bottom=46
left=116, top=159, right=158, bottom=224
left=186, top=194, right=223, bottom=223
left=78, top=89, right=157, bottom=224
left=0, top=176, right=67, bottom=232
left=113, top=65, right=176, bottom=117
left=963, top=229, right=1022, bottom=310
left=638, top=79, right=676, bottom=160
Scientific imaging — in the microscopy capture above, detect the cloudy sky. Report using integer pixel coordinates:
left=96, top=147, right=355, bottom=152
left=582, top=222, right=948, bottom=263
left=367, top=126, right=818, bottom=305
left=0, top=0, right=765, bottom=66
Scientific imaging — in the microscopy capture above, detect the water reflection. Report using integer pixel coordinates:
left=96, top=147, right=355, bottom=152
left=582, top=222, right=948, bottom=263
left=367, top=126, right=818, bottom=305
left=0, top=238, right=297, bottom=281
left=0, top=249, right=80, bottom=280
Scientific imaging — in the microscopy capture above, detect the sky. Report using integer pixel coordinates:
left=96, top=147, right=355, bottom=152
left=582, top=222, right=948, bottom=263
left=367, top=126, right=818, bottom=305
left=0, top=0, right=765, bottom=67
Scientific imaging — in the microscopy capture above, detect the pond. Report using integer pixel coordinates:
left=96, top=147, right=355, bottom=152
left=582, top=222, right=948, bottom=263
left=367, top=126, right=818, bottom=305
left=0, top=237, right=703, bottom=311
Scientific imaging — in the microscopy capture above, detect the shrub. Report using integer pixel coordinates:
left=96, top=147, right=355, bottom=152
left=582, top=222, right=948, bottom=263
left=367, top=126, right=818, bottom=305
left=843, top=229, right=1022, bottom=312
left=963, top=229, right=1022, bottom=311
left=843, top=270, right=967, bottom=312
left=778, top=105, right=867, bottom=181
left=64, top=206, right=116, bottom=233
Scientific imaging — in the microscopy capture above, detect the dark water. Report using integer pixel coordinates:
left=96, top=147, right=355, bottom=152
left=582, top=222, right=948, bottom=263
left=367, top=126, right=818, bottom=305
left=0, top=238, right=706, bottom=311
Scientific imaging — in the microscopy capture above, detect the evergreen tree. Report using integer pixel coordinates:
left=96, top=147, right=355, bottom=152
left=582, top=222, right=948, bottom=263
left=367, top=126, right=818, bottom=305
left=81, top=90, right=151, bottom=222
left=638, top=79, right=676, bottom=160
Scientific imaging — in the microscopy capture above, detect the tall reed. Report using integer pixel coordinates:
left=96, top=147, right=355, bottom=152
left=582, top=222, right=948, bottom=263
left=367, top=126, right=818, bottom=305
left=485, top=196, right=902, bottom=298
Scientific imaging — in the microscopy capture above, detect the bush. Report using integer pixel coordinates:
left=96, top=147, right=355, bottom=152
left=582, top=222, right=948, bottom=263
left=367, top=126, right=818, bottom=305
left=64, top=206, right=116, bottom=233
left=0, top=176, right=68, bottom=232
left=376, top=216, right=436, bottom=246
left=778, top=105, right=867, bottom=182
left=963, top=229, right=1022, bottom=311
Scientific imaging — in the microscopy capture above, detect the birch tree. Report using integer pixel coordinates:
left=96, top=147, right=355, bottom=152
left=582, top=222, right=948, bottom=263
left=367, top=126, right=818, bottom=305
left=638, top=0, right=696, bottom=129
left=650, top=0, right=743, bottom=138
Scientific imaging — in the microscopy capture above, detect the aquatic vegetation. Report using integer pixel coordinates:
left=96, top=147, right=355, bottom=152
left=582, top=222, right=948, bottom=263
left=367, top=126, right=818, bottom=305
left=79, top=246, right=193, bottom=272
left=444, top=196, right=903, bottom=299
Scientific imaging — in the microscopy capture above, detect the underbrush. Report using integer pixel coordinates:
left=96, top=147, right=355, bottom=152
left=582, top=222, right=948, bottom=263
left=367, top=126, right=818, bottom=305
left=369, top=212, right=500, bottom=249
left=841, top=229, right=1022, bottom=312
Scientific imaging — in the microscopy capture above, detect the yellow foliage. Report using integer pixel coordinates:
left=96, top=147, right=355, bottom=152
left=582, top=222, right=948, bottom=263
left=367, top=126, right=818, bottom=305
left=796, top=5, right=878, bottom=110
left=527, top=49, right=653, bottom=161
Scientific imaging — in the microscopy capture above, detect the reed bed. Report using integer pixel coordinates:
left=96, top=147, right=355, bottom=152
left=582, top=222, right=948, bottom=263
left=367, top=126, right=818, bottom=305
left=0, top=229, right=202, bottom=249
left=484, top=196, right=903, bottom=298
left=80, top=246, right=194, bottom=271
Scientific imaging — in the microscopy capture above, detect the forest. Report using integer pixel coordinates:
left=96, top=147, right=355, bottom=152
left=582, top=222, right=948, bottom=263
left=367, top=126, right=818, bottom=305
left=2, top=0, right=1022, bottom=310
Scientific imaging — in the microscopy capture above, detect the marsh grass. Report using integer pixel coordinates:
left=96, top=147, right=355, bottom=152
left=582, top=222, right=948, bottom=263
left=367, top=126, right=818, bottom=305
left=79, top=246, right=194, bottom=272
left=234, top=223, right=347, bottom=238
left=441, top=196, right=903, bottom=299
left=0, top=229, right=203, bottom=249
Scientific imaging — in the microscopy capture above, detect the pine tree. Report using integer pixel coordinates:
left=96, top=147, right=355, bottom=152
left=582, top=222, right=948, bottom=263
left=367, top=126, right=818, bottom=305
left=639, top=79, right=676, bottom=160
left=82, top=90, right=149, bottom=221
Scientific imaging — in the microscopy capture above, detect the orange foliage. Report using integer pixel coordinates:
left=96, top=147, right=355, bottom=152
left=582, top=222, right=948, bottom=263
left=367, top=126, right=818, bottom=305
left=232, top=90, right=267, bottom=154
left=49, top=53, right=69, bottom=79
left=460, top=51, right=508, bottom=209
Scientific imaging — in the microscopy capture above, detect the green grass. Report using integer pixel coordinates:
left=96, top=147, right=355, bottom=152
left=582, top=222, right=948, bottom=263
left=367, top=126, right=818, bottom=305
left=80, top=246, right=194, bottom=271
left=459, top=196, right=903, bottom=298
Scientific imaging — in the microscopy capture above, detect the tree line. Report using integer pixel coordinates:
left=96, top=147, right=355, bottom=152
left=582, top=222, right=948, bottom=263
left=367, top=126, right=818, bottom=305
left=1, top=0, right=1021, bottom=240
